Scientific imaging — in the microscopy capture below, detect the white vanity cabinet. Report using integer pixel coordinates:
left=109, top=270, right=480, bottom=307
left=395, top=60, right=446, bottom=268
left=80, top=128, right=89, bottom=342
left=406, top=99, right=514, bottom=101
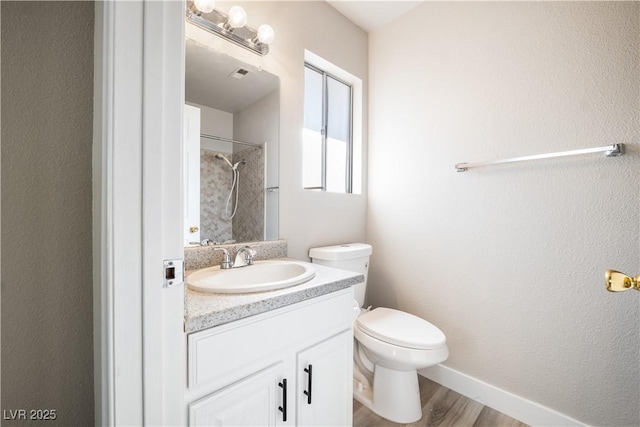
left=186, top=288, right=355, bottom=427
left=296, top=329, right=352, bottom=425
left=189, top=362, right=286, bottom=426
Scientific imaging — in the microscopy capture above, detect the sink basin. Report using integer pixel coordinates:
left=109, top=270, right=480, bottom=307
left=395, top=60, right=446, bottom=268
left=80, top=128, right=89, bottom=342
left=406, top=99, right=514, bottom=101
left=187, top=260, right=316, bottom=294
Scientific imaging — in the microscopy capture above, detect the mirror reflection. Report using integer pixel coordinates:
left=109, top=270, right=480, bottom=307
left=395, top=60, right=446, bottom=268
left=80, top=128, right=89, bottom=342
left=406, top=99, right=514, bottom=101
left=184, top=38, right=280, bottom=247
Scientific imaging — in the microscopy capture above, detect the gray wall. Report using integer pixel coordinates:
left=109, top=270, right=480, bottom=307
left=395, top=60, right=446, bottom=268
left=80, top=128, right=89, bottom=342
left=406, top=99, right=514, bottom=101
left=368, top=2, right=639, bottom=425
left=1, top=2, right=94, bottom=425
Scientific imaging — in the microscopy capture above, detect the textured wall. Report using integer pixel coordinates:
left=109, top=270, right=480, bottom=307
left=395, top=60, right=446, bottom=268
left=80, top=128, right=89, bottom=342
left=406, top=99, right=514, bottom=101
left=368, top=2, right=639, bottom=425
left=1, top=2, right=94, bottom=425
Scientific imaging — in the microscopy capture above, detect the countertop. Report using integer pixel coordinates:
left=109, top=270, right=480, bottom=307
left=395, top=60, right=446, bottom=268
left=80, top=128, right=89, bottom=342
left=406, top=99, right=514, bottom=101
left=185, top=259, right=363, bottom=333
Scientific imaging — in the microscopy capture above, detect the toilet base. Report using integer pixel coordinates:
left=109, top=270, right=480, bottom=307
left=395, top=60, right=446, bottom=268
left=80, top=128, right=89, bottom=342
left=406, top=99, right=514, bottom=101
left=353, top=365, right=422, bottom=423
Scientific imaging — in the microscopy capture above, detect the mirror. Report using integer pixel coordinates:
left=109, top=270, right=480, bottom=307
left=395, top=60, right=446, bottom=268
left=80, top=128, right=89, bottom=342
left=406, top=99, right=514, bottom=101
left=184, top=38, right=279, bottom=247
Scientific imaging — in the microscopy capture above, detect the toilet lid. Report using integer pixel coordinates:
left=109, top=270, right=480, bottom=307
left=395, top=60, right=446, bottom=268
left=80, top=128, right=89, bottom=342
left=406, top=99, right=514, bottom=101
left=356, top=307, right=446, bottom=350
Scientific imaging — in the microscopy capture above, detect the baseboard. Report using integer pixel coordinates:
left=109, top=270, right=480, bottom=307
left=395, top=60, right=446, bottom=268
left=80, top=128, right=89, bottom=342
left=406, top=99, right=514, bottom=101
left=419, top=365, right=586, bottom=427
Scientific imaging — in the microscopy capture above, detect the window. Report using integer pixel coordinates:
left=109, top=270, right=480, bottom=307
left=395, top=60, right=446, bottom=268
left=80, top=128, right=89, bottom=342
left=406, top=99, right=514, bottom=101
left=303, top=58, right=358, bottom=194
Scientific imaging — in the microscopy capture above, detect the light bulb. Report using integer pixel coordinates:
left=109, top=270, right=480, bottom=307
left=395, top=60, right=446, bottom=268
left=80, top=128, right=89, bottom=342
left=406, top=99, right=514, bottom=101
left=227, top=6, right=247, bottom=28
left=193, top=0, right=215, bottom=14
left=256, top=24, right=275, bottom=44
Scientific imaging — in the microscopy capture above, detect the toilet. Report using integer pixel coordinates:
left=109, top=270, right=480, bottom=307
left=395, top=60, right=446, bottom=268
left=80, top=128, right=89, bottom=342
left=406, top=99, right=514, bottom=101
left=309, top=243, right=449, bottom=424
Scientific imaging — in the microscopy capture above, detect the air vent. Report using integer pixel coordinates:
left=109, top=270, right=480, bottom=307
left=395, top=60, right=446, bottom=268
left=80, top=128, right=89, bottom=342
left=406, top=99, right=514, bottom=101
left=229, top=67, right=249, bottom=79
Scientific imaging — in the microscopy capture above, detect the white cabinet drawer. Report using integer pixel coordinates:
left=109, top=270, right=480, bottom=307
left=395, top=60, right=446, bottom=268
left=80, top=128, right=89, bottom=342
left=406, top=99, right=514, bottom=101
left=188, top=289, right=353, bottom=390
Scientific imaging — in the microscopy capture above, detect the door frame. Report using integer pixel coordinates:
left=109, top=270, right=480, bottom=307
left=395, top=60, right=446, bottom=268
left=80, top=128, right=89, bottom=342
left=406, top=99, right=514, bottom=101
left=93, top=1, right=185, bottom=425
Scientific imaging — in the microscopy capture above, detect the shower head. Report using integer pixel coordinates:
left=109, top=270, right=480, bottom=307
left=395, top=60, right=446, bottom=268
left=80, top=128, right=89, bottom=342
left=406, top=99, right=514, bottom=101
left=214, top=153, right=234, bottom=168
left=216, top=154, right=246, bottom=171
left=232, top=159, right=246, bottom=170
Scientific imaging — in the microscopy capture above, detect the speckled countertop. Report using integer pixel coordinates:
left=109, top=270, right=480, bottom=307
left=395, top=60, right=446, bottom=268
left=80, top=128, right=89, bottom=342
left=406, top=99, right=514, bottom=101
left=185, top=259, right=363, bottom=333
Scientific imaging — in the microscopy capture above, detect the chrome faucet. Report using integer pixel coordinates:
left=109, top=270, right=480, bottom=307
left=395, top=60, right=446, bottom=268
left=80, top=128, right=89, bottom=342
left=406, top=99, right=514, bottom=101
left=234, top=245, right=257, bottom=268
left=213, top=245, right=256, bottom=269
left=213, top=248, right=233, bottom=269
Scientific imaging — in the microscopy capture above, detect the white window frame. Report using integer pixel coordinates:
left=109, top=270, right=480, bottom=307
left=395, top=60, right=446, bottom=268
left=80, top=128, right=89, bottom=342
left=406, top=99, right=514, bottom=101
left=304, top=50, right=363, bottom=194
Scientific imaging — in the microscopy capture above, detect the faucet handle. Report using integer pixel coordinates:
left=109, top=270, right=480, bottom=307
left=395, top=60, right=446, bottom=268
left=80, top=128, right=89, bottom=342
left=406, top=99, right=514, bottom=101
left=245, top=246, right=257, bottom=260
left=213, top=247, right=232, bottom=269
left=234, top=246, right=257, bottom=267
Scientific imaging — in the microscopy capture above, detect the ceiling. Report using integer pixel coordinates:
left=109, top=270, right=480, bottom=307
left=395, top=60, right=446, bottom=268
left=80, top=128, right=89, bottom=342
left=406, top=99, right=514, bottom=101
left=326, top=1, right=423, bottom=32
left=185, top=39, right=279, bottom=113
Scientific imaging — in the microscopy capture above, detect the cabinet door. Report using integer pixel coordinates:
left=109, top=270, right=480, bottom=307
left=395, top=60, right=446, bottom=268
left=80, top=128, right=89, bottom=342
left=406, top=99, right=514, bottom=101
left=297, top=329, right=353, bottom=426
left=189, top=363, right=287, bottom=426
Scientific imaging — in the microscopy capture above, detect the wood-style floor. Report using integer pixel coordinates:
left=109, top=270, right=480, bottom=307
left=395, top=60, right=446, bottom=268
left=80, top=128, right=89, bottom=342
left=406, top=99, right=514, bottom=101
left=353, top=375, right=529, bottom=427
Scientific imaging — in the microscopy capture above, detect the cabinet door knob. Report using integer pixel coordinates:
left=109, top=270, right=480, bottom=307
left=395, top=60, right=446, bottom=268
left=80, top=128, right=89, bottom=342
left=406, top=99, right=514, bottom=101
left=278, top=378, right=287, bottom=422
left=303, top=364, right=313, bottom=404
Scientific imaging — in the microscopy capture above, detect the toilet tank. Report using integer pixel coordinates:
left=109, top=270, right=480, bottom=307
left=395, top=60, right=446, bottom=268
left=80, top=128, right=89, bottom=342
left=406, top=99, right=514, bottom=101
left=309, top=243, right=372, bottom=307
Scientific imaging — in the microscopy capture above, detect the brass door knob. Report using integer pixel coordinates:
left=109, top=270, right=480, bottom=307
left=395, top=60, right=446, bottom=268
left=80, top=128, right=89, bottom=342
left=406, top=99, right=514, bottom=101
left=606, top=270, right=640, bottom=292
left=189, top=225, right=199, bottom=233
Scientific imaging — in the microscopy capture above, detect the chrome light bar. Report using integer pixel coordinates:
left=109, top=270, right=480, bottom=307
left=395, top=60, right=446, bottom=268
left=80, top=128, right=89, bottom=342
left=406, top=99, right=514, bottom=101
left=186, top=7, right=269, bottom=56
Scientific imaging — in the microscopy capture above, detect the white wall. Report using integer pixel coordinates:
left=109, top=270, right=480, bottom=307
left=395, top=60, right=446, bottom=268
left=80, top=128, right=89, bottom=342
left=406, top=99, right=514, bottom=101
left=368, top=2, right=639, bottom=426
left=187, top=1, right=368, bottom=260
left=234, top=90, right=280, bottom=240
left=234, top=89, right=279, bottom=184
left=187, top=101, right=234, bottom=152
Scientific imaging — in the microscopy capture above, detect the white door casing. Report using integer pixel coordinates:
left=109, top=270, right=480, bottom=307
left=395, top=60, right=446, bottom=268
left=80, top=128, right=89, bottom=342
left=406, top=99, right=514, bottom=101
left=184, top=105, right=201, bottom=245
left=93, top=1, right=185, bottom=425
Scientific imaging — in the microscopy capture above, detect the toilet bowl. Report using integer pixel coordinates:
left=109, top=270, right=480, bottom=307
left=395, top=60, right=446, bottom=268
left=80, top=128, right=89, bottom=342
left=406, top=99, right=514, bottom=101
left=309, top=243, right=449, bottom=424
left=353, top=307, right=448, bottom=423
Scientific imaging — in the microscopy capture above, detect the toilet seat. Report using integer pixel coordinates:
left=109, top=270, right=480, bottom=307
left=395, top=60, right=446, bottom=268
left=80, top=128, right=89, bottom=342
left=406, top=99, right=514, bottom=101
left=356, top=307, right=446, bottom=350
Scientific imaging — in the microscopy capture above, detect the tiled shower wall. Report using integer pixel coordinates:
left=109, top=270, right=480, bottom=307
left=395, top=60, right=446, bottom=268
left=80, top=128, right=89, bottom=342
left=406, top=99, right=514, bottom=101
left=233, top=145, right=265, bottom=242
left=200, top=150, right=232, bottom=243
left=200, top=146, right=264, bottom=243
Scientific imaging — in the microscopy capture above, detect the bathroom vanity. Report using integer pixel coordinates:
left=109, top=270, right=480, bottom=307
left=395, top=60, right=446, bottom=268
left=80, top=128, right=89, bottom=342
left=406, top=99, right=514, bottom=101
left=184, top=261, right=363, bottom=426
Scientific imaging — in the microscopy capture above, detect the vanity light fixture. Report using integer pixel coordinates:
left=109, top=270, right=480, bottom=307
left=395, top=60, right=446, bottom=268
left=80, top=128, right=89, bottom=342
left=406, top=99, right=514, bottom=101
left=226, top=6, right=247, bottom=29
left=186, top=1, right=275, bottom=56
left=193, top=0, right=215, bottom=14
